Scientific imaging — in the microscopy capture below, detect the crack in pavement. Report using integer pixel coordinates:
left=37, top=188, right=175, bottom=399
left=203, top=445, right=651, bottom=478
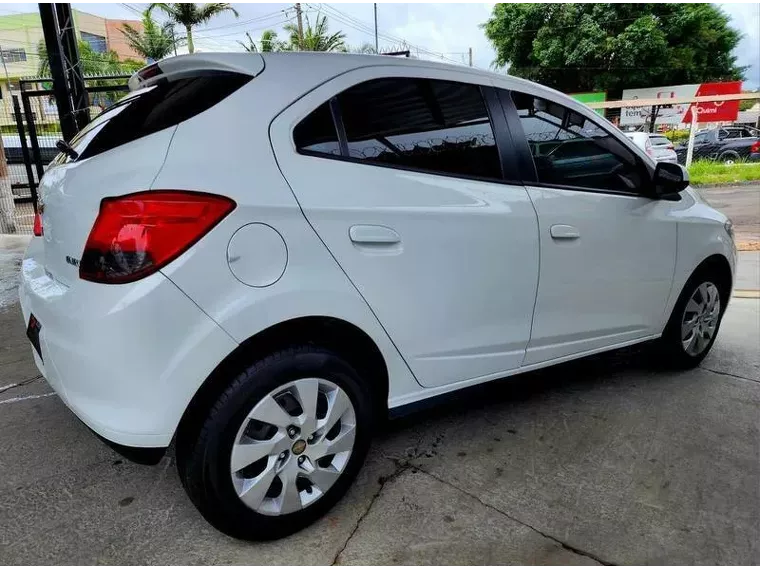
left=699, top=366, right=759, bottom=384
left=331, top=463, right=411, bottom=566
left=0, top=374, right=43, bottom=394
left=413, top=466, right=615, bottom=566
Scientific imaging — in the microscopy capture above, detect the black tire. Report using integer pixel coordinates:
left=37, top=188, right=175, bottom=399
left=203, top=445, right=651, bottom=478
left=656, top=269, right=727, bottom=369
left=718, top=150, right=740, bottom=165
left=178, top=345, right=375, bottom=540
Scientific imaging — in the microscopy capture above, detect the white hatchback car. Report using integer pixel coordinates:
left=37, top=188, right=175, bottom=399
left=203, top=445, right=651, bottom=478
left=19, top=53, right=736, bottom=540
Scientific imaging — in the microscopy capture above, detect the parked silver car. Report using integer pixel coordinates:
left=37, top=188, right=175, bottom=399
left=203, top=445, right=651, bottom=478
left=625, top=132, right=678, bottom=163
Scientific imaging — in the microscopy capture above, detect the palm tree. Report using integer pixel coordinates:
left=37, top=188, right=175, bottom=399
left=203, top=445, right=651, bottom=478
left=148, top=3, right=238, bottom=54
left=239, top=30, right=284, bottom=53
left=121, top=10, right=177, bottom=62
left=283, top=13, right=346, bottom=52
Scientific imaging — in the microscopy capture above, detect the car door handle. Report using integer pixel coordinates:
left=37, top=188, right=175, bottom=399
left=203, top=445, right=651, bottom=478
left=550, top=224, right=580, bottom=240
left=349, top=225, right=400, bottom=245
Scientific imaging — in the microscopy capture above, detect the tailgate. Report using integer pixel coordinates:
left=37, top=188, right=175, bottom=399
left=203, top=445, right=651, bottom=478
left=39, top=54, right=261, bottom=285
left=39, top=129, right=175, bottom=285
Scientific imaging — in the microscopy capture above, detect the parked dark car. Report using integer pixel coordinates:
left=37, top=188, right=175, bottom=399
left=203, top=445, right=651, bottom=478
left=675, top=126, right=760, bottom=164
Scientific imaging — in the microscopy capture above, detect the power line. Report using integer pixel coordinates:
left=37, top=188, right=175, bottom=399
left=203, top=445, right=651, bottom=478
left=313, top=4, right=464, bottom=65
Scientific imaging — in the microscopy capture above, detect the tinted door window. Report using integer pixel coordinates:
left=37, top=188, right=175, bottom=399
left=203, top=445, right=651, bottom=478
left=338, top=78, right=501, bottom=180
left=511, top=92, right=646, bottom=193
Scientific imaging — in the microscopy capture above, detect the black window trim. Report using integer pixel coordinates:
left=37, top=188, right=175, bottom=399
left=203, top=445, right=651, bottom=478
left=499, top=87, right=658, bottom=199
left=294, top=78, right=524, bottom=187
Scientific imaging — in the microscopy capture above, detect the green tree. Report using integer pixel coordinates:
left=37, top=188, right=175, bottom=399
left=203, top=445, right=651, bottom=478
left=482, top=3, right=745, bottom=97
left=148, top=3, right=238, bottom=54
left=283, top=14, right=346, bottom=52
left=37, top=40, right=143, bottom=77
left=121, top=10, right=177, bottom=61
left=239, top=30, right=284, bottom=53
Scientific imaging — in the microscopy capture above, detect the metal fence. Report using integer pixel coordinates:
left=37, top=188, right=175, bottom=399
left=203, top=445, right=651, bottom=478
left=0, top=75, right=130, bottom=234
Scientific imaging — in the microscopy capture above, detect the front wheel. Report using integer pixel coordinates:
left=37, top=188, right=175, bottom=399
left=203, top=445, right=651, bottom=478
left=178, top=346, right=375, bottom=540
left=657, top=274, right=725, bottom=368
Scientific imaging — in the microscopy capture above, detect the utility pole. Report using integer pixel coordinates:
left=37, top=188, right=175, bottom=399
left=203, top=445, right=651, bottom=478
left=468, top=47, right=472, bottom=67
left=373, top=3, right=378, bottom=53
left=295, top=3, right=303, bottom=51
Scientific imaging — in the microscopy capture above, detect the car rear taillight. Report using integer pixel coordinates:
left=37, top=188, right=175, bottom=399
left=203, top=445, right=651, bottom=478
left=79, top=190, right=235, bottom=284
left=751, top=140, right=760, bottom=154
left=666, top=143, right=674, bottom=150
left=33, top=212, right=43, bottom=236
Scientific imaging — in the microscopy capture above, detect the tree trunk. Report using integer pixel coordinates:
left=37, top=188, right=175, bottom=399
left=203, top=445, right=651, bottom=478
left=186, top=25, right=194, bottom=54
left=0, top=136, right=17, bottom=234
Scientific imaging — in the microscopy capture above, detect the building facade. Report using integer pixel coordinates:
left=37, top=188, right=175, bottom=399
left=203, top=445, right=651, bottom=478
left=0, top=9, right=143, bottom=117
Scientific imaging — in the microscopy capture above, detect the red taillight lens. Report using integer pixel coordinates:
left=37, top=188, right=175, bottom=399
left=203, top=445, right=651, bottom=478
left=79, top=190, right=235, bottom=284
left=33, top=212, right=43, bottom=236
left=666, top=144, right=674, bottom=150
left=751, top=140, right=760, bottom=154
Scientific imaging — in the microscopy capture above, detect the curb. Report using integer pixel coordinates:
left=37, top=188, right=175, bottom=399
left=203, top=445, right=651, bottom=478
left=733, top=289, right=760, bottom=299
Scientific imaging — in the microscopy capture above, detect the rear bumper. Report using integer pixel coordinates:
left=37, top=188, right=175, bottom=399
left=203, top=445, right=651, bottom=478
left=749, top=153, right=760, bottom=162
left=18, top=237, right=238, bottom=448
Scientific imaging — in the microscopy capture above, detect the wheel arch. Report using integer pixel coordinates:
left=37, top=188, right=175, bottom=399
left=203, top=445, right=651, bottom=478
left=691, top=253, right=733, bottom=301
left=174, top=315, right=390, bottom=465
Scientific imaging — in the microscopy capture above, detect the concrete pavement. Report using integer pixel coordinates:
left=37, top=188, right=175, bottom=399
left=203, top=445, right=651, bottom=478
left=736, top=251, right=759, bottom=292
left=1, top=294, right=758, bottom=563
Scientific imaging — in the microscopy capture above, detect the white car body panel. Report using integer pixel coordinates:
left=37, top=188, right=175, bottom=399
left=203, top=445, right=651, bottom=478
left=38, top=129, right=175, bottom=286
left=270, top=65, right=540, bottom=388
left=17, top=52, right=736, bottom=450
left=522, top=187, right=676, bottom=364
left=19, top=237, right=238, bottom=447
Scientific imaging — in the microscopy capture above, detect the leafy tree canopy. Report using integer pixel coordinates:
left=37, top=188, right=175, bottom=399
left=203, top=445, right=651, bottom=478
left=482, top=3, right=746, bottom=97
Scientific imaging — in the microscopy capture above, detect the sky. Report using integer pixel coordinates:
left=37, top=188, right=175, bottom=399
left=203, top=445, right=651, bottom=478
left=1, top=2, right=758, bottom=89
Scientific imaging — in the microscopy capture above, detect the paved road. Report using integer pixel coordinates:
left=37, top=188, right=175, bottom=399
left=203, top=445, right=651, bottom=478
left=699, top=185, right=760, bottom=246
left=1, top=294, right=758, bottom=563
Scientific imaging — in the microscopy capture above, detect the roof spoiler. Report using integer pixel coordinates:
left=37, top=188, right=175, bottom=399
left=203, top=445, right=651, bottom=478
left=128, top=53, right=265, bottom=91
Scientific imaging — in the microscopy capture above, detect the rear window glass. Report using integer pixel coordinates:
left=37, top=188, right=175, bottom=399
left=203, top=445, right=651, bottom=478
left=650, top=136, right=670, bottom=146
left=70, top=72, right=250, bottom=160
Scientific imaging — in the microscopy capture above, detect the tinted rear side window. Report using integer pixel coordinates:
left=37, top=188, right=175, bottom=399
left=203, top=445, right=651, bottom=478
left=337, top=78, right=501, bottom=180
left=293, top=102, right=340, bottom=155
left=72, top=72, right=250, bottom=160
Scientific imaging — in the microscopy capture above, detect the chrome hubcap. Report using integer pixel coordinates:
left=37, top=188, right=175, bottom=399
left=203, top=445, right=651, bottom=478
left=681, top=282, right=720, bottom=356
left=230, top=378, right=356, bottom=516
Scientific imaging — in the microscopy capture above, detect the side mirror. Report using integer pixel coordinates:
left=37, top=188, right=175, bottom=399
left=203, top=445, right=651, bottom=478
left=653, top=162, right=689, bottom=198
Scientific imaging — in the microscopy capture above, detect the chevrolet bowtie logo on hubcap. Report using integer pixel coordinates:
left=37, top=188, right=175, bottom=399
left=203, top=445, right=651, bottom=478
left=292, top=439, right=307, bottom=455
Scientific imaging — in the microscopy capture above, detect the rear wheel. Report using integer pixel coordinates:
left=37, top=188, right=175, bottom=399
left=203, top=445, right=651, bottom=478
left=657, top=272, right=725, bottom=368
left=178, top=346, right=374, bottom=540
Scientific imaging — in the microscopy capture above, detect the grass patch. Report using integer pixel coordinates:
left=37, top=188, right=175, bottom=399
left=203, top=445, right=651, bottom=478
left=0, top=123, right=62, bottom=135
left=688, top=160, right=760, bottom=186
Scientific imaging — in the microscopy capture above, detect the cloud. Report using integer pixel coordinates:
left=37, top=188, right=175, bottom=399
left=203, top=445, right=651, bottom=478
left=718, top=2, right=760, bottom=89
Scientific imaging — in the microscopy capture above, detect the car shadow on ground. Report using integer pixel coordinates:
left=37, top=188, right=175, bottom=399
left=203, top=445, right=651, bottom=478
left=381, top=341, right=661, bottom=436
